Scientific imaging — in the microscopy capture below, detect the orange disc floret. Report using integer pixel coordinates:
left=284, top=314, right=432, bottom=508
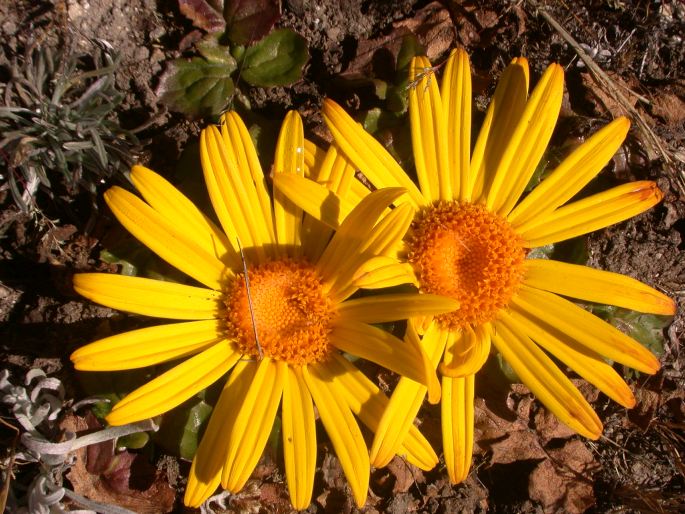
left=408, top=201, right=526, bottom=330
left=225, top=258, right=334, bottom=364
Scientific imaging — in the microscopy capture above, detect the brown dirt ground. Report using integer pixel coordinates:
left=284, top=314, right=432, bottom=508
left=1, top=1, right=684, bottom=513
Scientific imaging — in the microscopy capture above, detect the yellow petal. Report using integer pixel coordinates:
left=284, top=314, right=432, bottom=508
left=300, top=214, right=333, bottom=265
left=201, top=125, right=271, bottom=261
left=511, top=285, right=660, bottom=373
left=327, top=353, right=437, bottom=471
left=486, top=64, right=564, bottom=216
left=330, top=321, right=439, bottom=399
left=508, top=117, right=631, bottom=226
left=370, top=322, right=448, bottom=468
left=273, top=111, right=305, bottom=253
left=440, top=48, right=472, bottom=202
left=71, top=320, right=222, bottom=370
left=518, top=181, right=664, bottom=247
left=313, top=142, right=358, bottom=198
left=350, top=177, right=372, bottom=203
left=273, top=173, right=353, bottom=229
left=492, top=317, right=603, bottom=438
left=304, top=362, right=369, bottom=508
left=502, top=309, right=635, bottom=408
left=439, top=323, right=491, bottom=378
left=326, top=201, right=415, bottom=303
left=222, top=359, right=285, bottom=492
left=470, top=57, right=529, bottom=202
left=323, top=98, right=424, bottom=207
left=73, top=273, right=221, bottom=319
left=409, top=55, right=446, bottom=201
left=441, top=374, right=475, bottom=483
left=282, top=366, right=316, bottom=510
left=184, top=360, right=252, bottom=508
left=317, top=187, right=406, bottom=285
left=523, top=259, right=675, bottom=315
left=104, top=186, right=228, bottom=289
left=337, top=293, right=459, bottom=324
left=352, top=256, right=418, bottom=289
left=303, top=138, right=326, bottom=178
left=130, top=165, right=237, bottom=268
left=106, top=340, right=240, bottom=425
left=220, top=112, right=276, bottom=246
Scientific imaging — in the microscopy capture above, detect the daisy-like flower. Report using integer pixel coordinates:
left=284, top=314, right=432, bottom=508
left=70, top=111, right=459, bottom=508
left=275, top=49, right=675, bottom=484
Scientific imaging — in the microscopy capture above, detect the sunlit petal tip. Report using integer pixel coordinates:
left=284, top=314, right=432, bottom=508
left=322, top=97, right=343, bottom=118
left=662, top=297, right=677, bottom=315
left=129, top=163, right=155, bottom=182
left=638, top=180, right=664, bottom=202
left=219, top=110, right=231, bottom=125
left=620, top=388, right=637, bottom=409
left=102, top=185, right=126, bottom=206
left=183, top=471, right=220, bottom=509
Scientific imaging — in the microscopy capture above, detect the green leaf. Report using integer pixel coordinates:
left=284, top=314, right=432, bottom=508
left=117, top=431, right=150, bottom=450
left=396, top=34, right=424, bottom=73
left=590, top=305, right=672, bottom=359
left=156, top=50, right=236, bottom=118
left=154, top=386, right=220, bottom=460
left=240, top=29, right=308, bottom=87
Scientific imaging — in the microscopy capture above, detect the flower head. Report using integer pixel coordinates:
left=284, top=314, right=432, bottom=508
left=71, top=111, right=459, bottom=508
left=278, top=49, right=675, bottom=484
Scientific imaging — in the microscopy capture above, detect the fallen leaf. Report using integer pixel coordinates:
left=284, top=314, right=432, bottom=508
left=580, top=71, right=642, bottom=118
left=474, top=395, right=546, bottom=465
left=63, top=413, right=174, bottom=514
left=528, top=440, right=599, bottom=514
left=535, top=407, right=578, bottom=444
left=386, top=456, right=425, bottom=494
left=650, top=89, right=685, bottom=127
left=178, top=0, right=225, bottom=32
left=342, top=1, right=454, bottom=77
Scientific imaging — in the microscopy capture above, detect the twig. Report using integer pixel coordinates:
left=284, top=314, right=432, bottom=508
left=527, top=1, right=670, bottom=165
left=236, top=237, right=263, bottom=359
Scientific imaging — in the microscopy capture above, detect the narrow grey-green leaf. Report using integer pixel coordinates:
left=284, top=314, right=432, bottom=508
left=240, top=29, right=308, bottom=87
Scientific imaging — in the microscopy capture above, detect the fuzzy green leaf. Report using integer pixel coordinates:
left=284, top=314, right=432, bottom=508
left=157, top=52, right=236, bottom=118
left=591, top=305, right=671, bottom=359
left=240, top=29, right=308, bottom=87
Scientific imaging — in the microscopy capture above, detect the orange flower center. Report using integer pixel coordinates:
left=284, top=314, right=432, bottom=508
left=408, top=201, right=526, bottom=330
left=224, top=259, right=334, bottom=365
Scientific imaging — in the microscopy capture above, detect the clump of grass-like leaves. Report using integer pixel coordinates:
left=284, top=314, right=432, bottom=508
left=0, top=39, right=138, bottom=213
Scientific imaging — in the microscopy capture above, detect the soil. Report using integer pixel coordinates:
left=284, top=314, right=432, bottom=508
left=1, top=1, right=684, bottom=513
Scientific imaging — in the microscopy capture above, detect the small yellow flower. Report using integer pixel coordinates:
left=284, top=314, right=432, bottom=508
left=276, top=49, right=675, bottom=484
left=71, top=111, right=458, bottom=508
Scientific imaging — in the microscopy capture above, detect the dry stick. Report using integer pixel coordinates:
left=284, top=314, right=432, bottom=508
left=0, top=418, right=19, bottom=513
left=236, top=237, right=264, bottom=360
left=528, top=2, right=670, bottom=165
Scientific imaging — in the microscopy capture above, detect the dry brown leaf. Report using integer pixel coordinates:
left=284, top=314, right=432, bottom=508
left=474, top=395, right=546, bottom=465
left=650, top=90, right=685, bottom=127
left=63, top=413, right=174, bottom=514
left=580, top=71, right=641, bottom=118
left=528, top=440, right=599, bottom=514
left=386, top=456, right=425, bottom=494
left=342, top=1, right=454, bottom=76
left=535, top=407, right=578, bottom=444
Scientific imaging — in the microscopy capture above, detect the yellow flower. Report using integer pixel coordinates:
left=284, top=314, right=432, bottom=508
left=71, top=111, right=459, bottom=508
left=276, top=49, right=675, bottom=484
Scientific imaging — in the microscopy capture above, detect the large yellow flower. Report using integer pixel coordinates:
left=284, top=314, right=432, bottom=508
left=71, top=111, right=459, bottom=508
left=276, top=49, right=675, bottom=484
